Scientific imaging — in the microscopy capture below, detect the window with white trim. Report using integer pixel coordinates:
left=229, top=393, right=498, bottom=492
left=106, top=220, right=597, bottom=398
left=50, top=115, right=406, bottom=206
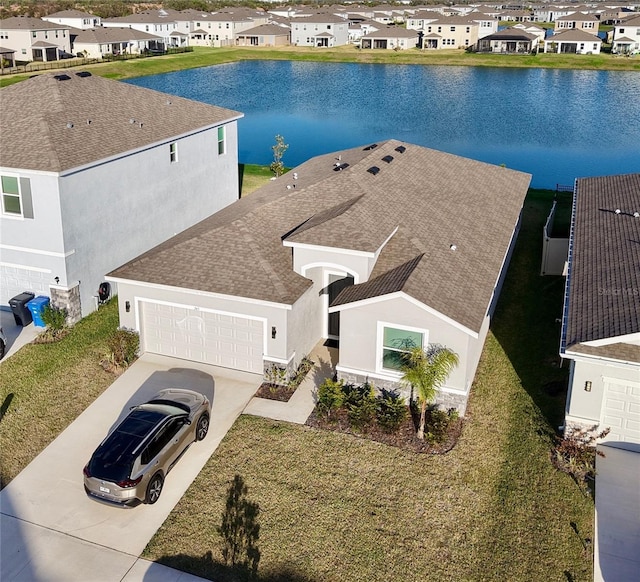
left=1, top=175, right=33, bottom=218
left=169, top=141, right=178, bottom=163
left=381, top=326, right=424, bottom=371
left=217, top=126, right=225, bottom=155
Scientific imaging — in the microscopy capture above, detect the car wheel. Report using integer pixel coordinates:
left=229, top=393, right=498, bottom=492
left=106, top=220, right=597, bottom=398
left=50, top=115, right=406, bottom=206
left=196, top=413, right=209, bottom=441
left=145, top=473, right=164, bottom=504
left=0, top=340, right=5, bottom=360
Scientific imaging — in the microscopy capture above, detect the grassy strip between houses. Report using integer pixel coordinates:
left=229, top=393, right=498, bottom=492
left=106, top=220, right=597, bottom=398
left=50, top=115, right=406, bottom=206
left=0, top=299, right=120, bottom=489
left=1, top=43, right=638, bottom=87
left=141, top=189, right=593, bottom=581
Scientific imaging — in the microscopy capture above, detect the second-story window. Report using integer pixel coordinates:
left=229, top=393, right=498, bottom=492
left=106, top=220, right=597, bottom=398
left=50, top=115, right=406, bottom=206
left=217, top=126, right=225, bottom=155
left=169, top=142, right=178, bottom=163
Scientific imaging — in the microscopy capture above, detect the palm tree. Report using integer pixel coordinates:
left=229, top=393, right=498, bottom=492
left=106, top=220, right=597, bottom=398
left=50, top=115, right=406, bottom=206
left=401, top=344, right=459, bottom=440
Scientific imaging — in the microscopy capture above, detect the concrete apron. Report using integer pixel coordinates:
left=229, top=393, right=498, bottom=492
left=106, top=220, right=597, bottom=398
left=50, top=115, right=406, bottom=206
left=0, top=354, right=261, bottom=564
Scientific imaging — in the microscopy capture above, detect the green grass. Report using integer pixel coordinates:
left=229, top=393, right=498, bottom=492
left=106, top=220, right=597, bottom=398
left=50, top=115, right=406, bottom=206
left=142, top=189, right=593, bottom=581
left=1, top=44, right=638, bottom=88
left=0, top=299, right=120, bottom=488
left=240, top=164, right=274, bottom=197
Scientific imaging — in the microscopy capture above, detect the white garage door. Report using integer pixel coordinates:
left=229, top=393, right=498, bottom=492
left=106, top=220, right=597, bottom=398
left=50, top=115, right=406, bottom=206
left=601, top=380, right=640, bottom=444
left=140, top=302, right=264, bottom=374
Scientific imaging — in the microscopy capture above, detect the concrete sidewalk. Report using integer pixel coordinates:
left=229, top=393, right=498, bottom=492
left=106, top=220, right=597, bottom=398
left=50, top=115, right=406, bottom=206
left=244, top=342, right=337, bottom=424
left=0, top=308, right=39, bottom=361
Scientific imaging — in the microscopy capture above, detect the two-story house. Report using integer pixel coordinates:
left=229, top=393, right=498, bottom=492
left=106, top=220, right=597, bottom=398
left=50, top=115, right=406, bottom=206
left=290, top=14, right=349, bottom=47
left=0, top=16, right=71, bottom=62
left=0, top=72, right=242, bottom=323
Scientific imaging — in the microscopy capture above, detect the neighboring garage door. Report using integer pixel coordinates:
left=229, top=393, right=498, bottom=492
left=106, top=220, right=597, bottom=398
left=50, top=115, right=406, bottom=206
left=601, top=379, right=640, bottom=444
left=140, top=301, right=264, bottom=374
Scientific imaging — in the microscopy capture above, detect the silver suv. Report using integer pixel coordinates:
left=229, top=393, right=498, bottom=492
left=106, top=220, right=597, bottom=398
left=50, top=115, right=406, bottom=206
left=83, top=388, right=210, bottom=506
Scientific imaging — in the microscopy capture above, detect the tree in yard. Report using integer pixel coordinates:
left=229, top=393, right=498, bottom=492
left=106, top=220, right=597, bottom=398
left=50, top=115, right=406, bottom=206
left=401, top=344, right=459, bottom=440
left=269, top=134, right=288, bottom=177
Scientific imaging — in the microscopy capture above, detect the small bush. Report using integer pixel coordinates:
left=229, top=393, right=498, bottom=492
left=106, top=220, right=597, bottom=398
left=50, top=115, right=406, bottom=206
left=425, top=407, right=459, bottom=444
left=104, top=328, right=139, bottom=370
left=42, top=304, right=67, bottom=331
left=552, top=425, right=610, bottom=494
left=316, top=378, right=345, bottom=419
left=345, top=382, right=376, bottom=430
left=265, top=364, right=287, bottom=387
left=376, top=389, right=407, bottom=433
left=288, top=355, right=314, bottom=389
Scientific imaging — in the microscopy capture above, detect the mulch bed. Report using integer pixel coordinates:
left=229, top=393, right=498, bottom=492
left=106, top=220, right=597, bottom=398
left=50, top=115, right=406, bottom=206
left=306, top=407, right=463, bottom=454
left=32, top=329, right=70, bottom=344
left=254, top=382, right=296, bottom=402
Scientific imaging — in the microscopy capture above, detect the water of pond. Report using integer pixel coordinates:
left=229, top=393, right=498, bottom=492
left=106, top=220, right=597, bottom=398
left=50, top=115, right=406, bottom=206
left=128, top=61, right=640, bottom=189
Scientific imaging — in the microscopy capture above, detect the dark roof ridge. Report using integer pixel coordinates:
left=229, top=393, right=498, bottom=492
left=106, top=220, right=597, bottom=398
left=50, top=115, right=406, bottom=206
left=331, top=253, right=425, bottom=307
left=283, top=194, right=366, bottom=241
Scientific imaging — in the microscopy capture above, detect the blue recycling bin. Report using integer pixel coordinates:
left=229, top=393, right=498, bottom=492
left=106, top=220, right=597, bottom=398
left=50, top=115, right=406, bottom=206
left=26, top=296, right=50, bottom=328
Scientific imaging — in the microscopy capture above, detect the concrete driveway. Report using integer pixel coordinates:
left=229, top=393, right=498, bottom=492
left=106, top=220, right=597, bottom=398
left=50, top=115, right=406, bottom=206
left=0, top=308, right=40, bottom=361
left=1, top=353, right=261, bottom=581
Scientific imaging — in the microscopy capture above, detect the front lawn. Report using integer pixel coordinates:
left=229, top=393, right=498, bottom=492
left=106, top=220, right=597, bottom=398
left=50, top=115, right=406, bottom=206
left=0, top=300, right=120, bottom=488
left=143, top=189, right=593, bottom=581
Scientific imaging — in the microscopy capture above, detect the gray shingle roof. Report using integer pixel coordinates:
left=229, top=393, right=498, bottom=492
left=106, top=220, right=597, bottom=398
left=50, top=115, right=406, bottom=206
left=74, top=27, right=161, bottom=44
left=0, top=73, right=242, bottom=173
left=0, top=16, right=71, bottom=30
left=109, top=140, right=531, bottom=333
left=564, top=173, right=640, bottom=350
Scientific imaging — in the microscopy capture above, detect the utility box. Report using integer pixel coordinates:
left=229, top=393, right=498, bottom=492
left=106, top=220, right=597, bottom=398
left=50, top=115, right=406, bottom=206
left=9, top=292, right=35, bottom=326
left=27, top=296, right=50, bottom=328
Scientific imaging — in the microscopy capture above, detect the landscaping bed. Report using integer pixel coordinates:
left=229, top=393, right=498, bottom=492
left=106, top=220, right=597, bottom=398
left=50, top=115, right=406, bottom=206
left=306, top=406, right=462, bottom=454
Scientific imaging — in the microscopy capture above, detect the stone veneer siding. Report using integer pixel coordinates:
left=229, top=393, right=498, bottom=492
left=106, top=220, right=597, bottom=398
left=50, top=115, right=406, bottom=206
left=337, top=369, right=469, bottom=415
left=50, top=283, right=82, bottom=325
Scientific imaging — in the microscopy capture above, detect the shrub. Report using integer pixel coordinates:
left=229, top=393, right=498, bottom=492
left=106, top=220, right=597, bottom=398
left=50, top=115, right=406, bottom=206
left=425, top=407, right=459, bottom=444
left=345, top=382, right=376, bottom=430
left=376, top=389, right=407, bottom=433
left=316, top=378, right=345, bottom=419
left=264, top=364, right=287, bottom=387
left=552, top=425, right=610, bottom=494
left=288, top=355, right=314, bottom=389
left=42, top=304, right=67, bottom=331
left=105, top=328, right=139, bottom=369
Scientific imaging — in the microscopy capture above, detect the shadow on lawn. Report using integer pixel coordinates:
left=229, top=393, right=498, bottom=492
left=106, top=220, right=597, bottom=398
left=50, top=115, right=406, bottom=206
left=490, top=190, right=570, bottom=431
left=152, top=553, right=316, bottom=582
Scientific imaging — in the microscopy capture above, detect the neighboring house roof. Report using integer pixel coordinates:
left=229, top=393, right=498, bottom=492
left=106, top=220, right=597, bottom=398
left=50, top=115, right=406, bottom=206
left=73, top=27, right=162, bottom=44
left=237, top=24, right=290, bottom=36
left=555, top=12, right=599, bottom=22
left=293, top=14, right=347, bottom=24
left=0, top=72, right=242, bottom=173
left=102, top=10, right=181, bottom=25
left=564, top=173, right=640, bottom=351
left=109, top=140, right=531, bottom=333
left=0, top=16, right=71, bottom=30
left=619, top=14, right=640, bottom=26
left=361, top=27, right=419, bottom=38
left=43, top=9, right=96, bottom=19
left=546, top=29, right=602, bottom=42
left=482, top=29, right=537, bottom=41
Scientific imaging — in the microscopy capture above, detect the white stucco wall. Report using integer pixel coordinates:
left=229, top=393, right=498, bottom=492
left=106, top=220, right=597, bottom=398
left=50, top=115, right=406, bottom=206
left=0, top=171, right=65, bottom=304
left=111, top=280, right=289, bottom=363
left=286, top=266, right=323, bottom=368
left=336, top=294, right=475, bottom=394
left=58, top=122, right=239, bottom=317
left=566, top=356, right=640, bottom=427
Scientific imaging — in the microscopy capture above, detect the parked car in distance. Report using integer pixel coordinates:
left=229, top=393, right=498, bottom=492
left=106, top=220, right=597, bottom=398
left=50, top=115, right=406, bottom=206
left=83, top=388, right=210, bottom=506
left=0, top=326, right=6, bottom=360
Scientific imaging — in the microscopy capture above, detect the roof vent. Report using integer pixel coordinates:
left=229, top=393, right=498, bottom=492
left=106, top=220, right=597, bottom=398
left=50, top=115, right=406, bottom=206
left=66, top=122, right=73, bottom=129
left=75, top=71, right=91, bottom=78
left=367, top=166, right=380, bottom=175
left=634, top=211, right=640, bottom=218
left=166, top=100, right=172, bottom=105
left=615, top=208, right=621, bottom=214
left=395, top=145, right=406, bottom=153
left=363, top=143, right=378, bottom=151
left=129, top=118, right=136, bottom=124
left=382, top=155, right=394, bottom=163
left=450, top=244, right=457, bottom=251
left=333, top=163, right=349, bottom=171
left=54, top=74, right=71, bottom=81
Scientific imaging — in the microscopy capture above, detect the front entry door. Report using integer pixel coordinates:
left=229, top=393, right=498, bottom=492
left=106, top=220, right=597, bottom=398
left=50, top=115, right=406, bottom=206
left=327, top=274, right=354, bottom=339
